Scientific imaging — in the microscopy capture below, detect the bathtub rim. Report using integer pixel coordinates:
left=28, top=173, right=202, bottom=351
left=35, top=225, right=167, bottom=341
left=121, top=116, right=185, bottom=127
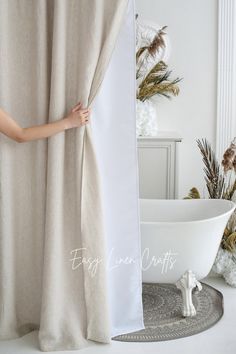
left=139, top=198, right=236, bottom=225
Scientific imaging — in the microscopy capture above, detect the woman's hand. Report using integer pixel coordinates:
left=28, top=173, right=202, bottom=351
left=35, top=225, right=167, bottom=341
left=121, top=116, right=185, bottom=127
left=0, top=102, right=90, bottom=143
left=65, top=102, right=90, bottom=129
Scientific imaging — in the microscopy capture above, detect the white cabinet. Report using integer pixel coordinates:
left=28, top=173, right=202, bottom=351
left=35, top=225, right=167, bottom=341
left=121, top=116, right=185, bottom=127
left=137, top=133, right=182, bottom=199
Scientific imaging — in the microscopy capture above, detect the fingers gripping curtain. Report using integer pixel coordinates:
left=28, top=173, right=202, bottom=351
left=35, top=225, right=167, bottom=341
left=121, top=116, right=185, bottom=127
left=0, top=0, right=130, bottom=351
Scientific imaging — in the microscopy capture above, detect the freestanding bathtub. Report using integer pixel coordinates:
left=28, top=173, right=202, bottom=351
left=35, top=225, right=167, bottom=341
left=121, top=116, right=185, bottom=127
left=140, top=198, right=236, bottom=316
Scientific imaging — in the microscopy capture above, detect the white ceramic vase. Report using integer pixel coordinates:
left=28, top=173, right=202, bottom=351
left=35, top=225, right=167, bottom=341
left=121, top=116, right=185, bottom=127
left=136, top=99, right=158, bottom=137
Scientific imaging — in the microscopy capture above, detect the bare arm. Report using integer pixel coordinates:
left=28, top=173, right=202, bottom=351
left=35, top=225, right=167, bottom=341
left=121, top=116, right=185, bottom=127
left=0, top=102, right=90, bottom=143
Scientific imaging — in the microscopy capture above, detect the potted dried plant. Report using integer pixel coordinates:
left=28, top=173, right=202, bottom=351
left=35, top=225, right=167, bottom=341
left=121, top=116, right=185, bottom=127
left=136, top=20, right=181, bottom=136
left=185, top=138, right=236, bottom=286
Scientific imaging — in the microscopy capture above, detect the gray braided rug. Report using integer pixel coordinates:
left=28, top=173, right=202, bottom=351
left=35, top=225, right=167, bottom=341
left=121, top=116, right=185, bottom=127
left=112, top=282, right=223, bottom=342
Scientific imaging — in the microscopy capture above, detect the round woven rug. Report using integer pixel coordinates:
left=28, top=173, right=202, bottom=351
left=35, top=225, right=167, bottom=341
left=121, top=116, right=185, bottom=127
left=112, top=282, right=223, bottom=342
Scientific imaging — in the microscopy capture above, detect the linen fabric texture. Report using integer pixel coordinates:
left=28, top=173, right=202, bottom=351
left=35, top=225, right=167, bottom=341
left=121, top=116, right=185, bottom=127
left=0, top=0, right=144, bottom=351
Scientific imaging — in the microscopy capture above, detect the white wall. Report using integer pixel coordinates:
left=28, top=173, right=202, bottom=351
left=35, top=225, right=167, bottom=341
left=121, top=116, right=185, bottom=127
left=135, top=0, right=218, bottom=198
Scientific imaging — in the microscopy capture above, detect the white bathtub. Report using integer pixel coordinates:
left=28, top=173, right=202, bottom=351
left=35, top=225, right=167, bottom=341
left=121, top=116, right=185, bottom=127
left=140, top=198, right=236, bottom=283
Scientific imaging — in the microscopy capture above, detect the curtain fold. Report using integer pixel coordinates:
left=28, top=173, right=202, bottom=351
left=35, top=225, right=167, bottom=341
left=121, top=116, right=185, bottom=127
left=0, top=0, right=142, bottom=352
left=38, top=1, right=130, bottom=350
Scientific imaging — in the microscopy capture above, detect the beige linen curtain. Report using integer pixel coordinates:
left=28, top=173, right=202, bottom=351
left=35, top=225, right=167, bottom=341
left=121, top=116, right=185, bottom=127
left=0, top=0, right=129, bottom=351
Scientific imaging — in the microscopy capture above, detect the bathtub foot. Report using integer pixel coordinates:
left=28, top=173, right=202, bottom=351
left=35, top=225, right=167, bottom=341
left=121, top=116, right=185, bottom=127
left=176, top=270, right=202, bottom=317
